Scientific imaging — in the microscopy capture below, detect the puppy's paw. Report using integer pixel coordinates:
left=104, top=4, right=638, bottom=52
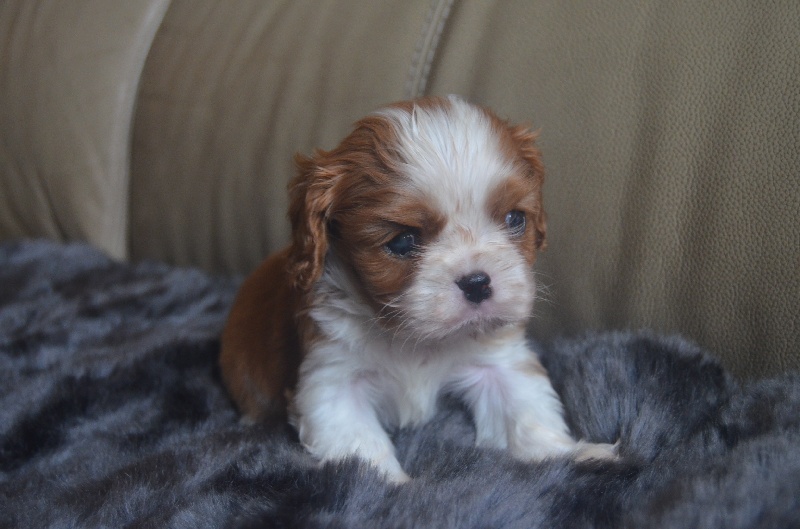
left=370, top=452, right=411, bottom=484
left=382, top=467, right=411, bottom=484
left=572, top=440, right=619, bottom=462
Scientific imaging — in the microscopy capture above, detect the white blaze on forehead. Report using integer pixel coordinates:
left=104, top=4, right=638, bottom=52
left=376, top=97, right=516, bottom=218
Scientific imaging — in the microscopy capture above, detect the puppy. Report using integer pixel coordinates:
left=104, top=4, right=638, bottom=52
left=220, top=95, right=616, bottom=482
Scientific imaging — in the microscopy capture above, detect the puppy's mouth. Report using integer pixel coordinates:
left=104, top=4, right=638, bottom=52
left=448, top=302, right=516, bottom=337
left=387, top=298, right=524, bottom=344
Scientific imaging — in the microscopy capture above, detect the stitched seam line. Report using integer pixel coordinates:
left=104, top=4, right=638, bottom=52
left=404, top=0, right=456, bottom=99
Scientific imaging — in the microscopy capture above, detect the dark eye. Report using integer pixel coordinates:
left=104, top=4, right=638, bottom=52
left=505, top=210, right=526, bottom=236
left=385, top=231, right=418, bottom=257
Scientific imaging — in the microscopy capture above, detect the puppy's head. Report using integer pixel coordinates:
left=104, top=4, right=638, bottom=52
left=288, top=96, right=546, bottom=341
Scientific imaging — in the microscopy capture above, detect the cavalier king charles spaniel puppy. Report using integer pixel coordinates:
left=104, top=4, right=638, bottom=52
left=220, top=95, right=616, bottom=482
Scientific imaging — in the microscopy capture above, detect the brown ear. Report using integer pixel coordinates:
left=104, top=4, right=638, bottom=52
left=287, top=151, right=339, bottom=291
left=511, top=125, right=547, bottom=250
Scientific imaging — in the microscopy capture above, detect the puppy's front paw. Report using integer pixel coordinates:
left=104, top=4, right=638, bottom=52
left=382, top=466, right=411, bottom=484
left=572, top=440, right=619, bottom=462
left=370, top=453, right=411, bottom=484
left=305, top=427, right=412, bottom=484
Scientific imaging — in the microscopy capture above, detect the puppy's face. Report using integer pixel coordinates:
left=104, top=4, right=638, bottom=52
left=289, top=97, right=546, bottom=341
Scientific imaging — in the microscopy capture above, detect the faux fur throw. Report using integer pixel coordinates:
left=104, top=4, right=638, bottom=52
left=1, top=240, right=798, bottom=528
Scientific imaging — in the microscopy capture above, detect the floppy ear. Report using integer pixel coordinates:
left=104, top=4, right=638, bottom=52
left=511, top=125, right=547, bottom=250
left=287, top=151, right=340, bottom=291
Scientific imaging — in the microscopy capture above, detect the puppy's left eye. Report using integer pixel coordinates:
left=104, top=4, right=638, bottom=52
left=505, top=210, right=526, bottom=236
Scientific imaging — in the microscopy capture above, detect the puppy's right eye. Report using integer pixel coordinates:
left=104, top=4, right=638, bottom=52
left=385, top=231, right=418, bottom=257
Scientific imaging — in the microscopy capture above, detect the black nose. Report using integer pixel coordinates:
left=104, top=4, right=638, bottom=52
left=456, top=272, right=492, bottom=304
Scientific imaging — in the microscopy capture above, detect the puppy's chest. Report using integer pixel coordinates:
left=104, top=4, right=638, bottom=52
left=375, top=355, right=455, bottom=428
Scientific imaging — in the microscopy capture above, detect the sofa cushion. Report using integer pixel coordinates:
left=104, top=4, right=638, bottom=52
left=0, top=0, right=170, bottom=259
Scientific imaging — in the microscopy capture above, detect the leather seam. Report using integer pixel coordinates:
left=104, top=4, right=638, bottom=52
left=404, top=0, right=455, bottom=99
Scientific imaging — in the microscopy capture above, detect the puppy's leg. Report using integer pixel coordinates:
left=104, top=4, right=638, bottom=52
left=457, top=345, right=617, bottom=462
left=501, top=365, right=618, bottom=462
left=291, top=361, right=409, bottom=483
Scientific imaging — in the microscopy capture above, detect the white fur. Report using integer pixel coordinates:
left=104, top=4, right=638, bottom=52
left=290, top=97, right=616, bottom=482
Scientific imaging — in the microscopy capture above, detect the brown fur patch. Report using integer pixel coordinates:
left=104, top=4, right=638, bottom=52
left=287, top=100, right=452, bottom=322
left=486, top=174, right=542, bottom=266
left=332, top=189, right=446, bottom=313
left=287, top=110, right=409, bottom=291
left=220, top=247, right=307, bottom=421
left=483, top=109, right=547, bottom=254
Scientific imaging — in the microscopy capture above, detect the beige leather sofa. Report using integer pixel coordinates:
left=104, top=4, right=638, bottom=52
left=1, top=1, right=798, bottom=378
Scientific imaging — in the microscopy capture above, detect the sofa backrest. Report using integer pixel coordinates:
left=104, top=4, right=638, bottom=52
left=1, top=1, right=798, bottom=378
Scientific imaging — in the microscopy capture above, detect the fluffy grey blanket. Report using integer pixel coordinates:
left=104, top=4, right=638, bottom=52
left=1, top=240, right=798, bottom=528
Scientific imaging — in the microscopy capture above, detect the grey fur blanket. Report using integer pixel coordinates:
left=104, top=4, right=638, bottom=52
left=1, top=240, right=798, bottom=528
